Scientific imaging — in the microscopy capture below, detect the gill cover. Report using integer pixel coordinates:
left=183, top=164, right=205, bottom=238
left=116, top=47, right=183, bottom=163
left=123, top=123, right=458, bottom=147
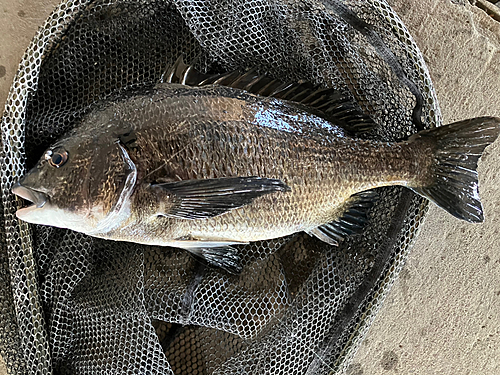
left=88, top=142, right=137, bottom=234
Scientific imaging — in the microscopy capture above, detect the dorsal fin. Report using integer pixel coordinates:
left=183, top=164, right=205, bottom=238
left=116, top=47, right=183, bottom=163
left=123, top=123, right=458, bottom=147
left=161, top=56, right=213, bottom=86
left=162, top=57, right=377, bottom=134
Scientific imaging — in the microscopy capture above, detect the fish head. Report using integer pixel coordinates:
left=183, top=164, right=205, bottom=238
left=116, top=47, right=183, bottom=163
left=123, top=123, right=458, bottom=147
left=12, top=130, right=137, bottom=235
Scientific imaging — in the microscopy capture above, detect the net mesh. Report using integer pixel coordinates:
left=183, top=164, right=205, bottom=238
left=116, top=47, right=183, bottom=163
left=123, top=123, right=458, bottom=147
left=1, top=0, right=440, bottom=374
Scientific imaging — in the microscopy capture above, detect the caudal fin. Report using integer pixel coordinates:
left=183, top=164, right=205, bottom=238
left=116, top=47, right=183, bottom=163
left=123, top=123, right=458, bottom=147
left=411, top=117, right=500, bottom=223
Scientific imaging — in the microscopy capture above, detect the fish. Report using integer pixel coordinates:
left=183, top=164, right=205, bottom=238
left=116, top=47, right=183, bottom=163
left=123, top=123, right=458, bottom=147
left=12, top=59, right=500, bottom=273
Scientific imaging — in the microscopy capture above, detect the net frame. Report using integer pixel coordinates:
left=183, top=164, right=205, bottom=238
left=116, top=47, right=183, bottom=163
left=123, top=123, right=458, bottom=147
left=0, top=1, right=440, bottom=374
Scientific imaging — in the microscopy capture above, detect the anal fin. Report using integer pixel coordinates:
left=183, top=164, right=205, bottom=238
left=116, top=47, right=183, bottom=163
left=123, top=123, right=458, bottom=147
left=307, top=190, right=378, bottom=246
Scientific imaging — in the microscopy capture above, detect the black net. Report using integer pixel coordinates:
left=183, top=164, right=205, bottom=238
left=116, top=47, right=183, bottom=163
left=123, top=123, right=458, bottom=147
left=1, top=0, right=440, bottom=374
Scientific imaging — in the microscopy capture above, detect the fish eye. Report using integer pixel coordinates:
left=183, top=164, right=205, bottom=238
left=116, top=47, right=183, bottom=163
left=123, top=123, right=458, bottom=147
left=47, top=149, right=69, bottom=168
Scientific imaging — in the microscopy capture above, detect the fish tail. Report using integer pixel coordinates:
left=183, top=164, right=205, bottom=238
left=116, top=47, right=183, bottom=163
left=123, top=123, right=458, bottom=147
left=411, top=116, right=500, bottom=223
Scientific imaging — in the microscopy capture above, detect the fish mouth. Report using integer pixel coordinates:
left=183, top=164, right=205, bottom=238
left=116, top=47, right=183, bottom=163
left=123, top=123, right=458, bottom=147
left=12, top=182, right=48, bottom=216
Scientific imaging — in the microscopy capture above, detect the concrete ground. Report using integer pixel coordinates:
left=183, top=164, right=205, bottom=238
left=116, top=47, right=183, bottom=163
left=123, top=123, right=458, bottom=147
left=0, top=0, right=499, bottom=374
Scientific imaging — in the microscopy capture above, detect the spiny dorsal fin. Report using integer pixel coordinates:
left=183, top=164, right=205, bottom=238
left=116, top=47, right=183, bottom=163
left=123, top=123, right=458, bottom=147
left=162, top=56, right=377, bottom=134
left=161, top=56, right=213, bottom=86
left=307, top=190, right=378, bottom=246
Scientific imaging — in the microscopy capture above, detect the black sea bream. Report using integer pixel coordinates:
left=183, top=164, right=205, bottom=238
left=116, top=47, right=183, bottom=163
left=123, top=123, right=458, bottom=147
left=12, top=64, right=500, bottom=272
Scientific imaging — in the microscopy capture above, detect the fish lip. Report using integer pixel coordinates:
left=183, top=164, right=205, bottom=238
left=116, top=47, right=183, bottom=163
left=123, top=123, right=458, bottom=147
left=12, top=182, right=48, bottom=209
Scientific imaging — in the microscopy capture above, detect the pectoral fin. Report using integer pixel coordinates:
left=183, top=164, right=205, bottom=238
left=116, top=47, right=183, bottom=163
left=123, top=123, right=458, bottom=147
left=307, top=190, right=378, bottom=246
left=151, top=176, right=290, bottom=220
